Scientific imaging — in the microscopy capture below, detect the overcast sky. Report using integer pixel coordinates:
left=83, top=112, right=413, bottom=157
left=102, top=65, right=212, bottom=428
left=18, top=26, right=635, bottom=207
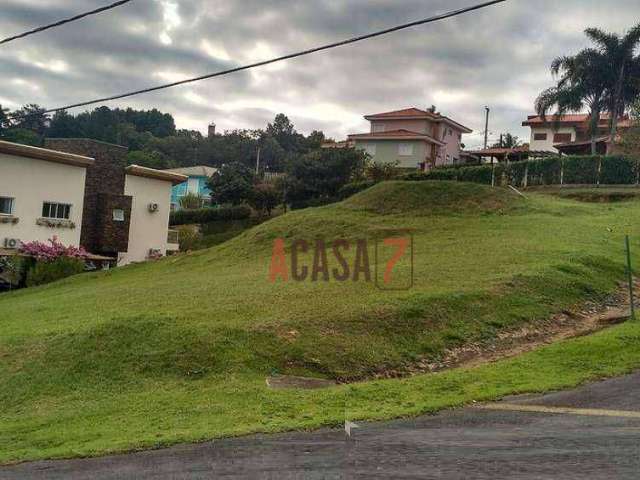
left=1, top=0, right=639, bottom=148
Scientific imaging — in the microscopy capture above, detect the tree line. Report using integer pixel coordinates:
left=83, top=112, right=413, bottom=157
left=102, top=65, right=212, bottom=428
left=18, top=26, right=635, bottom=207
left=0, top=104, right=329, bottom=172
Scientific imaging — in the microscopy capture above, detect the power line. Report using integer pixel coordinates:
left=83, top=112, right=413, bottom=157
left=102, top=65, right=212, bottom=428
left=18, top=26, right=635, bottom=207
left=0, top=0, right=133, bottom=46
left=43, top=0, right=508, bottom=114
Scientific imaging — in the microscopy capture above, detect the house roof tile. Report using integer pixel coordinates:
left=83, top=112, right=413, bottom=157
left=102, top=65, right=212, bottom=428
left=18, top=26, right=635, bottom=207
left=523, top=113, right=633, bottom=128
left=348, top=129, right=446, bottom=145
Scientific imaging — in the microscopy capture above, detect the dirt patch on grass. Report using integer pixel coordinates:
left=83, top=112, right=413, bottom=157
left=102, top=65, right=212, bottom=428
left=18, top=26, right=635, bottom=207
left=375, top=280, right=638, bottom=380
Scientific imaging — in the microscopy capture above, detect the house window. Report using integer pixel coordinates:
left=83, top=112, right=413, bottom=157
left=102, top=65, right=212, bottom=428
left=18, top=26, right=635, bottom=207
left=553, top=133, right=572, bottom=143
left=398, top=143, right=414, bottom=156
left=534, top=133, right=548, bottom=141
left=42, top=202, right=71, bottom=220
left=372, top=124, right=386, bottom=133
left=112, top=209, right=125, bottom=222
left=0, top=196, right=14, bottom=215
left=361, top=143, right=376, bottom=156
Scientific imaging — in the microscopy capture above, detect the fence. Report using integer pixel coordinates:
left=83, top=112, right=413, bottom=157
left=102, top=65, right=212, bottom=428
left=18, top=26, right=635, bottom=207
left=422, top=155, right=640, bottom=188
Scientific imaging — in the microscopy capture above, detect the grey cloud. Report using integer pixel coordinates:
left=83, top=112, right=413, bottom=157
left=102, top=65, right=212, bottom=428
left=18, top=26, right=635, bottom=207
left=0, top=0, right=639, bottom=142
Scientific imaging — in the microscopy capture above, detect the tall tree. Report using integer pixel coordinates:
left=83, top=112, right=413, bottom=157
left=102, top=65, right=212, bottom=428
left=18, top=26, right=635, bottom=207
left=584, top=25, right=640, bottom=137
left=12, top=104, right=49, bottom=136
left=491, top=133, right=522, bottom=149
left=536, top=48, right=609, bottom=154
left=48, top=110, right=83, bottom=138
left=266, top=114, right=304, bottom=152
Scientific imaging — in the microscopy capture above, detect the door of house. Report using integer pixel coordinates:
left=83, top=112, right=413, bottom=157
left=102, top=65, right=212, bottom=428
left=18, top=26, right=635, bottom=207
left=187, top=177, right=199, bottom=195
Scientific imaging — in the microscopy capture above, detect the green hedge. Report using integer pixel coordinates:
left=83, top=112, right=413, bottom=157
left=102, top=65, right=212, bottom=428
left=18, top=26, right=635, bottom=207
left=458, top=165, right=493, bottom=185
left=600, top=156, right=637, bottom=185
left=419, top=155, right=640, bottom=187
left=563, top=156, right=600, bottom=184
left=26, top=257, right=85, bottom=287
left=170, top=205, right=253, bottom=226
left=528, top=158, right=562, bottom=185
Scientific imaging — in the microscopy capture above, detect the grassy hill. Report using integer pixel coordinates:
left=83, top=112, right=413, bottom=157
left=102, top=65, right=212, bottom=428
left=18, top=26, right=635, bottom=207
left=2, top=181, right=640, bottom=463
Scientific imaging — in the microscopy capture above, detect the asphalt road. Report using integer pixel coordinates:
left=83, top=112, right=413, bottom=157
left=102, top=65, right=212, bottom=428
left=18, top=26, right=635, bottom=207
left=3, top=373, right=640, bottom=479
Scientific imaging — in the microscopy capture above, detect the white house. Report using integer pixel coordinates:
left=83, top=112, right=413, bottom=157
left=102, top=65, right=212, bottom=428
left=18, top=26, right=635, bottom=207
left=0, top=141, right=93, bottom=252
left=120, top=165, right=184, bottom=265
left=0, top=139, right=185, bottom=266
left=523, top=113, right=633, bottom=155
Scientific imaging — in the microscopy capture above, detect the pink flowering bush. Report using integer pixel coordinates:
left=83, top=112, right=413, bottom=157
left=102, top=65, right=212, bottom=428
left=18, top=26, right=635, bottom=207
left=20, top=236, right=89, bottom=263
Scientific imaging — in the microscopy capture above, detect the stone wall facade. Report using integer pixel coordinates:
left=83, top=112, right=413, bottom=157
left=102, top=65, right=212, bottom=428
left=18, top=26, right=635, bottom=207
left=44, top=139, right=132, bottom=255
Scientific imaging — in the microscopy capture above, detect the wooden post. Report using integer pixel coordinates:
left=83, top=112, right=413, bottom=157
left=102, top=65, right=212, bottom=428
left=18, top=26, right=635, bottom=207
left=560, top=157, right=564, bottom=186
left=626, top=236, right=636, bottom=321
left=596, top=156, right=602, bottom=188
left=523, top=162, right=529, bottom=189
left=491, top=163, right=496, bottom=188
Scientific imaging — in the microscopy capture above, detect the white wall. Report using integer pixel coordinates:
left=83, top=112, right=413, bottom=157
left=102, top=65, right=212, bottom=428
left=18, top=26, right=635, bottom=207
left=0, top=153, right=86, bottom=248
left=119, top=174, right=172, bottom=265
left=529, top=126, right=576, bottom=153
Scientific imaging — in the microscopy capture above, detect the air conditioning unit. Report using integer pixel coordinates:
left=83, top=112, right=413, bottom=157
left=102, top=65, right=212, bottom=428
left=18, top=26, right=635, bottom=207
left=3, top=238, right=21, bottom=249
left=148, top=203, right=159, bottom=213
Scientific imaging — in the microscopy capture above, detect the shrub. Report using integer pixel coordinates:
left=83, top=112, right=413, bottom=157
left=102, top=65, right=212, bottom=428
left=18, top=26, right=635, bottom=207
left=0, top=256, right=29, bottom=287
left=20, top=236, right=88, bottom=262
left=426, top=168, right=459, bottom=181
left=250, top=183, right=281, bottom=216
left=179, top=192, right=204, bottom=210
left=170, top=204, right=252, bottom=226
left=338, top=179, right=377, bottom=199
left=26, top=257, right=85, bottom=287
left=208, top=163, right=256, bottom=206
left=284, top=148, right=368, bottom=208
left=365, top=161, right=399, bottom=182
left=401, top=171, right=431, bottom=181
left=176, top=225, right=202, bottom=252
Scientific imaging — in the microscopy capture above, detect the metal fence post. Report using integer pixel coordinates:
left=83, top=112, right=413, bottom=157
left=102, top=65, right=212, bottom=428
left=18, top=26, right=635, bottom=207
left=626, top=235, right=636, bottom=321
left=597, top=157, right=602, bottom=188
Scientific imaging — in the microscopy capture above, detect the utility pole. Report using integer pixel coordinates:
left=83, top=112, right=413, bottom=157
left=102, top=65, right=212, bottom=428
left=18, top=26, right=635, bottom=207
left=483, top=106, right=490, bottom=150
left=255, top=146, right=261, bottom=176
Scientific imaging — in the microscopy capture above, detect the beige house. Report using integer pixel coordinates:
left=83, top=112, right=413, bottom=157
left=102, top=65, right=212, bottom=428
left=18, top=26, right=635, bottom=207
left=523, top=113, right=633, bottom=155
left=0, top=141, right=92, bottom=252
left=347, top=108, right=472, bottom=169
left=119, top=165, right=183, bottom=265
left=0, top=139, right=185, bottom=266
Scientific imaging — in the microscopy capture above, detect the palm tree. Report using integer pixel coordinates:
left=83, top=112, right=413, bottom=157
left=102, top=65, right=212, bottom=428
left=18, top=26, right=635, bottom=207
left=583, top=25, right=640, bottom=137
left=536, top=48, right=609, bottom=154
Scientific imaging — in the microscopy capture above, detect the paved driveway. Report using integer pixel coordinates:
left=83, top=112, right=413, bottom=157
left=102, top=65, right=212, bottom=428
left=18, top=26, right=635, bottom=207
left=3, top=373, right=640, bottom=479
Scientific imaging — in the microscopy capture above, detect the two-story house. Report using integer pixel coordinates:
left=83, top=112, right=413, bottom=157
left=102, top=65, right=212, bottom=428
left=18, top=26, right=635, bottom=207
left=163, top=165, right=217, bottom=210
left=523, top=113, right=633, bottom=155
left=346, top=108, right=472, bottom=170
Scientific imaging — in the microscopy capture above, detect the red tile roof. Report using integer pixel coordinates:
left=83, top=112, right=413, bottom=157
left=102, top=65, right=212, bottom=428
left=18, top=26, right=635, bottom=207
left=348, top=129, right=445, bottom=145
left=523, top=113, right=632, bottom=128
left=364, top=107, right=473, bottom=133
left=365, top=108, right=437, bottom=119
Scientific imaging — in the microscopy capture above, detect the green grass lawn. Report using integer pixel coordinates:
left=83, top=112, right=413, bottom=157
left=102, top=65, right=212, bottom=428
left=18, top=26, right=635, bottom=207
left=1, top=181, right=640, bottom=464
